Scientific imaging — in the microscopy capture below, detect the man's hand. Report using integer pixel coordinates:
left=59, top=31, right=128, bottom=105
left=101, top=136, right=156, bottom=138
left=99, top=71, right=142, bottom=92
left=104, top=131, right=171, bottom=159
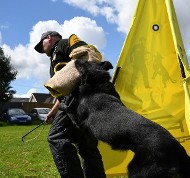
left=45, top=99, right=60, bottom=124
left=46, top=112, right=55, bottom=124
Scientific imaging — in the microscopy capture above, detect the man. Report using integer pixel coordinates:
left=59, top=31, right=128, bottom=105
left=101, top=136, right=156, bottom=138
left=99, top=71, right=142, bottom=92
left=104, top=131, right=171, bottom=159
left=34, top=31, right=106, bottom=178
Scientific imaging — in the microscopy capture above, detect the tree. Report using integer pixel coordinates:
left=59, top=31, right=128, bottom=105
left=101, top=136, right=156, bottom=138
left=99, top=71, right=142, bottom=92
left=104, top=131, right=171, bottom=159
left=0, top=47, right=17, bottom=102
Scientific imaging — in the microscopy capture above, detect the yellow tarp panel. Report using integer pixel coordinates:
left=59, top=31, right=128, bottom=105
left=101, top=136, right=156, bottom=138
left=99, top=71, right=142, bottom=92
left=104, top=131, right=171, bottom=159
left=165, top=0, right=190, bottom=134
left=184, top=78, right=190, bottom=134
left=99, top=0, right=190, bottom=176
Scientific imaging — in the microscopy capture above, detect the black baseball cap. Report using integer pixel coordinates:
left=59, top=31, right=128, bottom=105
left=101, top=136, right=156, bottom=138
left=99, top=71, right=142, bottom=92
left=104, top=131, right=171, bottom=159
left=34, top=31, right=62, bottom=53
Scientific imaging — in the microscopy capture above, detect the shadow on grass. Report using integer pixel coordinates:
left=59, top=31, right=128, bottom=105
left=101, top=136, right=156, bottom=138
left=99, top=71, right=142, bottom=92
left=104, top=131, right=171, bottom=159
left=0, top=119, right=48, bottom=127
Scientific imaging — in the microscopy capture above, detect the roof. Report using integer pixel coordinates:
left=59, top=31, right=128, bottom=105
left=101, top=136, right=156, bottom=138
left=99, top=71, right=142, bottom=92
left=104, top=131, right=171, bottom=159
left=29, top=93, right=55, bottom=103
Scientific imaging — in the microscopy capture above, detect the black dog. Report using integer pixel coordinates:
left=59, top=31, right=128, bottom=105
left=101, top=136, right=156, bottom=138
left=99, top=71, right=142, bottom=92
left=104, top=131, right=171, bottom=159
left=68, top=60, right=190, bottom=178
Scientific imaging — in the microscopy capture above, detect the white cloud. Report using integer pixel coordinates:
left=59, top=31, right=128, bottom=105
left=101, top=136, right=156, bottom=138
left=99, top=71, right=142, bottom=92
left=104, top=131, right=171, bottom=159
left=61, top=17, right=106, bottom=48
left=62, top=0, right=137, bottom=34
left=14, top=88, right=38, bottom=98
left=0, top=31, right=2, bottom=45
left=0, top=24, right=9, bottom=29
left=1, top=17, right=106, bottom=86
left=173, top=0, right=190, bottom=59
left=64, top=0, right=103, bottom=16
left=187, top=49, right=190, bottom=60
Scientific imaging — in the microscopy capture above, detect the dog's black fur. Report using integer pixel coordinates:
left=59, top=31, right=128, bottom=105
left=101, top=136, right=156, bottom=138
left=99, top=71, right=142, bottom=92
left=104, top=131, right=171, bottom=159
left=68, top=60, right=190, bottom=178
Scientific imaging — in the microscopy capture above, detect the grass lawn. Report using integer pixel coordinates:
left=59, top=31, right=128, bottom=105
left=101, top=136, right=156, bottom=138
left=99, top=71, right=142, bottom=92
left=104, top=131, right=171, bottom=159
left=0, top=123, right=127, bottom=178
left=0, top=123, right=59, bottom=178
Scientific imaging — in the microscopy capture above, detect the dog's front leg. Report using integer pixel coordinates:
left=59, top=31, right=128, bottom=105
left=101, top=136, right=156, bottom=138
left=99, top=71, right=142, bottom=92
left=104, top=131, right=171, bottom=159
left=58, top=96, right=80, bottom=128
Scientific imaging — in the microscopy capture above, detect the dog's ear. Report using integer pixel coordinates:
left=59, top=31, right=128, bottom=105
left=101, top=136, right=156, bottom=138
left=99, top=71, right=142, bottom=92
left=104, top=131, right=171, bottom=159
left=75, top=60, right=89, bottom=85
left=75, top=60, right=86, bottom=76
left=100, top=61, right=113, bottom=71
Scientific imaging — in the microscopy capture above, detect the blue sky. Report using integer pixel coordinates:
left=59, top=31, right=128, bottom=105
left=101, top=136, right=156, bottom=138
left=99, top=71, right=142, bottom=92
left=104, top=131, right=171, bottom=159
left=0, top=0, right=190, bottom=98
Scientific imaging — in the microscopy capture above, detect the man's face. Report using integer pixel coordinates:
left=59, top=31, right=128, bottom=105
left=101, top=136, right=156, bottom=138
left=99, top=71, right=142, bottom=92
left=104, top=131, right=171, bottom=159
left=42, top=36, right=52, bottom=56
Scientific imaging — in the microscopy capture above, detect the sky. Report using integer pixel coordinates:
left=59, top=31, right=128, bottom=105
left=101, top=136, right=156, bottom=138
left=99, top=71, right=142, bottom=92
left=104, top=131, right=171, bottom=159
left=0, top=0, right=190, bottom=98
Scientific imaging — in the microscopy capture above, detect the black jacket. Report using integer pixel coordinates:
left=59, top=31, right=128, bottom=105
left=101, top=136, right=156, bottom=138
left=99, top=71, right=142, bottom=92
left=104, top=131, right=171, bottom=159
left=50, top=39, right=71, bottom=78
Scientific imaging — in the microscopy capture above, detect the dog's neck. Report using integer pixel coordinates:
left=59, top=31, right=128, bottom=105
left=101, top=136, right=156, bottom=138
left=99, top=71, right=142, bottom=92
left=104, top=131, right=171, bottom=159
left=78, top=81, right=120, bottom=100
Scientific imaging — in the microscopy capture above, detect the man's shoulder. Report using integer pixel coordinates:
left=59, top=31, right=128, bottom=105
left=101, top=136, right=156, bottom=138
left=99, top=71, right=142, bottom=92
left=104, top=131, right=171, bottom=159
left=57, top=39, right=69, bottom=46
left=55, top=39, right=70, bottom=53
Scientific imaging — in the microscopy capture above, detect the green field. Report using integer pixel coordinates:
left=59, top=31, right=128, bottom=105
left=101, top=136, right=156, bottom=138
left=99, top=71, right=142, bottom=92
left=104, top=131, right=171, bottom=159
left=0, top=123, right=127, bottom=178
left=0, top=123, right=59, bottom=178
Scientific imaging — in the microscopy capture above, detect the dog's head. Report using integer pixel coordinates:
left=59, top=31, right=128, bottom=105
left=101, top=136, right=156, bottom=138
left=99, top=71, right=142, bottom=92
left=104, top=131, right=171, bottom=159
left=75, top=60, right=113, bottom=85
